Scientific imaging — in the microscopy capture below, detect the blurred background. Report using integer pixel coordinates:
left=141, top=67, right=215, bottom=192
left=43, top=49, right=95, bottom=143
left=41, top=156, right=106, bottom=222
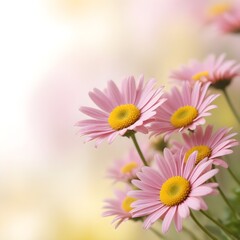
left=0, top=0, right=239, bottom=239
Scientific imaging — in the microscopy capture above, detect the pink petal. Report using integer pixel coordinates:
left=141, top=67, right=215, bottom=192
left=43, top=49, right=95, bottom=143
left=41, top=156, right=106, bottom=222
left=178, top=203, right=190, bottom=218
left=162, top=206, right=177, bottom=234
left=213, top=159, right=228, bottom=168
left=143, top=206, right=169, bottom=229
left=80, top=106, right=108, bottom=119
left=192, top=169, right=219, bottom=188
left=189, top=159, right=212, bottom=183
left=133, top=204, right=163, bottom=218
left=107, top=80, right=123, bottom=105
left=174, top=211, right=183, bottom=232
left=199, top=198, right=208, bottom=210
left=183, top=151, right=197, bottom=179
left=185, top=197, right=201, bottom=210
left=190, top=186, right=213, bottom=197
left=89, top=88, right=113, bottom=112
left=164, top=148, right=177, bottom=176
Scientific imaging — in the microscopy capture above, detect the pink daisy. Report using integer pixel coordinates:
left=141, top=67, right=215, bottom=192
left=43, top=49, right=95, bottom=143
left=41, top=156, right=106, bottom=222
left=77, top=75, right=165, bottom=146
left=107, top=144, right=153, bottom=183
left=170, top=54, right=240, bottom=89
left=150, top=82, right=219, bottom=140
left=173, top=125, right=239, bottom=168
left=207, top=3, right=240, bottom=34
left=102, top=187, right=136, bottom=228
left=217, top=6, right=240, bottom=34
left=129, top=148, right=219, bottom=233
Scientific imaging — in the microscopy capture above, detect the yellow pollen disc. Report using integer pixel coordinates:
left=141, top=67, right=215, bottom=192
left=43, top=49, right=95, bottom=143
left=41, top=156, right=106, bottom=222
left=108, top=104, right=141, bottom=130
left=160, top=176, right=191, bottom=206
left=121, top=196, right=136, bottom=212
left=192, top=71, right=209, bottom=81
left=208, top=4, right=231, bottom=17
left=121, top=161, right=138, bottom=174
left=170, top=106, right=198, bottom=128
left=185, top=145, right=212, bottom=164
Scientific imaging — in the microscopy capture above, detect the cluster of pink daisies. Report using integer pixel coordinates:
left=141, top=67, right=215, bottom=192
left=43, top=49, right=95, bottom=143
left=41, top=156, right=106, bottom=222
left=77, top=53, right=239, bottom=238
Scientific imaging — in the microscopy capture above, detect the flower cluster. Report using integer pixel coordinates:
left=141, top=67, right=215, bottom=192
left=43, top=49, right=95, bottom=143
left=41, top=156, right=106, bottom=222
left=78, top=6, right=240, bottom=237
left=78, top=65, right=239, bottom=238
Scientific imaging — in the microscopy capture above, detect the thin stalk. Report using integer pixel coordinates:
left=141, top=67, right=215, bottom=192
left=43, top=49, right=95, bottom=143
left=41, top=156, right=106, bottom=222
left=183, top=226, right=198, bottom=240
left=227, top=167, right=240, bottom=185
left=200, top=210, right=238, bottom=240
left=140, top=218, right=165, bottom=239
left=190, top=212, right=218, bottom=240
left=130, top=133, right=148, bottom=166
left=222, top=88, right=240, bottom=123
left=212, top=176, right=237, bottom=218
left=149, top=227, right=165, bottom=239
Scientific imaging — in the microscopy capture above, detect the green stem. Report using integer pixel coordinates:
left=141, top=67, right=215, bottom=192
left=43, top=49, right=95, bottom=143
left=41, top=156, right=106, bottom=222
left=130, top=133, right=148, bottom=166
left=227, top=167, right=240, bottom=185
left=183, top=226, right=198, bottom=240
left=200, top=210, right=238, bottom=240
left=190, top=212, right=218, bottom=240
left=149, top=227, right=165, bottom=239
left=139, top=218, right=165, bottom=239
left=222, top=88, right=240, bottom=123
left=212, top=176, right=237, bottom=218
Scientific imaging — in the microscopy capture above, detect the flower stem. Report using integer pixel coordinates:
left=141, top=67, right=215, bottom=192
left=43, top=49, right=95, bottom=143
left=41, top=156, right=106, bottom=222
left=183, top=226, right=198, bottom=240
left=130, top=133, right=148, bottom=166
left=139, top=218, right=165, bottom=239
left=190, top=212, right=218, bottom=240
left=227, top=167, right=240, bottom=185
left=200, top=210, right=238, bottom=240
left=212, top=176, right=238, bottom=219
left=222, top=88, right=240, bottom=123
left=149, top=227, right=165, bottom=239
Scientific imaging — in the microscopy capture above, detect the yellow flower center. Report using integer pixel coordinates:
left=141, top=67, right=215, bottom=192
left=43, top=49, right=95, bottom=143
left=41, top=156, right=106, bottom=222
left=170, top=106, right=198, bottom=128
left=185, top=145, right=212, bottom=164
left=121, top=161, right=138, bottom=174
left=192, top=71, right=209, bottom=81
left=121, top=196, right=136, bottom=212
left=160, top=176, right=191, bottom=206
left=207, top=4, right=231, bottom=17
left=108, top=104, right=141, bottom=130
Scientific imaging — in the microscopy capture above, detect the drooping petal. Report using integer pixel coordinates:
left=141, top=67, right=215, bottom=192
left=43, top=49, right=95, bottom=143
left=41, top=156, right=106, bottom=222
left=162, top=207, right=177, bottom=234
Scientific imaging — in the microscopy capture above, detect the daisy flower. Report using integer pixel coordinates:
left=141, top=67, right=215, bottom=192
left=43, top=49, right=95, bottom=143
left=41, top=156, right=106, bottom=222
left=150, top=82, right=219, bottom=140
left=217, top=6, right=240, bottom=34
left=170, top=54, right=240, bottom=89
left=77, top=75, right=165, bottom=146
left=207, top=3, right=240, bottom=34
left=107, top=144, right=153, bottom=183
left=129, top=148, right=219, bottom=233
left=102, top=187, right=136, bottom=228
left=173, top=125, right=239, bottom=168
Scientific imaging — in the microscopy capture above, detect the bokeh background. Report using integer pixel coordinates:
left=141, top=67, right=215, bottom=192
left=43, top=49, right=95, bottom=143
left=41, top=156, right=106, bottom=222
left=0, top=0, right=239, bottom=239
